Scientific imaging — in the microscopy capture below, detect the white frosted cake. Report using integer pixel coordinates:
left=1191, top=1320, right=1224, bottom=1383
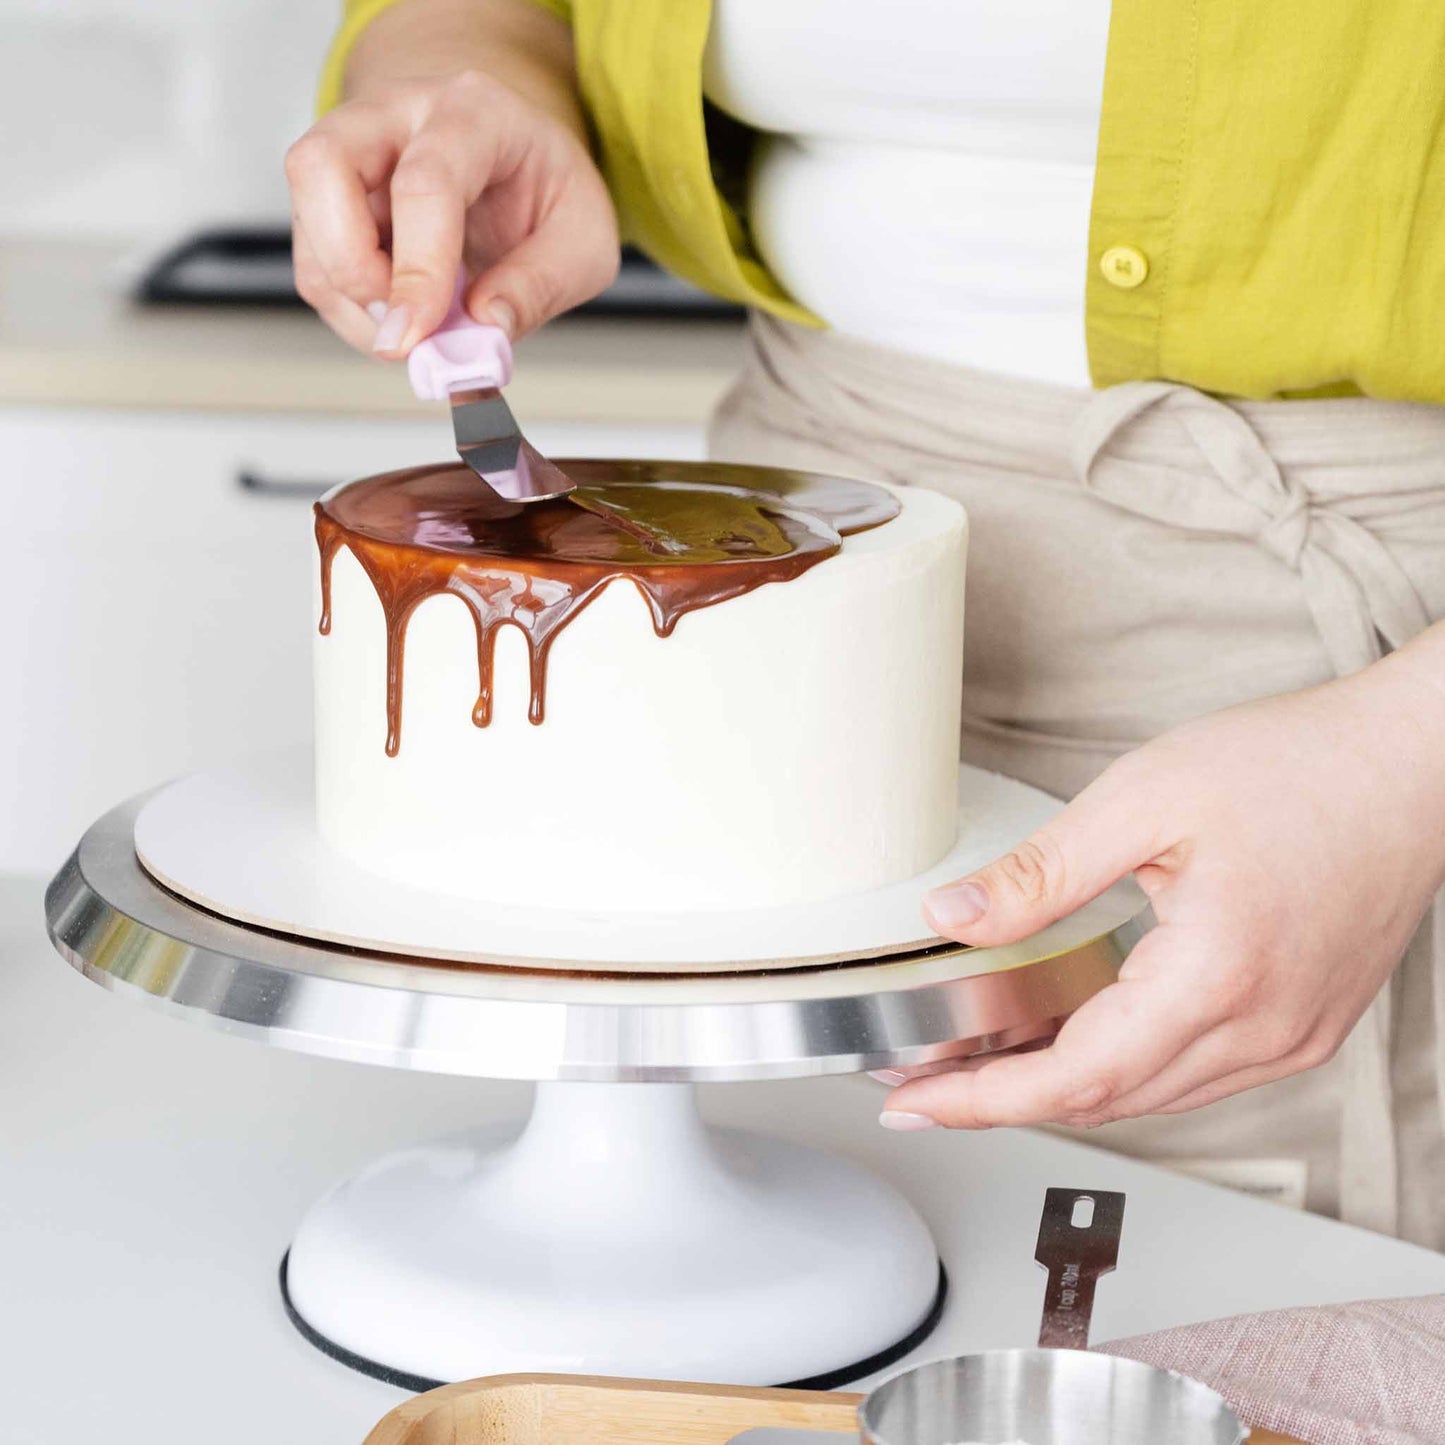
left=312, top=460, right=966, bottom=913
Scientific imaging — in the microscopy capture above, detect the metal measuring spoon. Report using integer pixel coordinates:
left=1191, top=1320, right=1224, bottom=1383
left=731, top=1185, right=1247, bottom=1445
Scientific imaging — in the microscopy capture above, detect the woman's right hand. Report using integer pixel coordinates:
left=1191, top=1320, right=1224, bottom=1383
left=285, top=68, right=619, bottom=356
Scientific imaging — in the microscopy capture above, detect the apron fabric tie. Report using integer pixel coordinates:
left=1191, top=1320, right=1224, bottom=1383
left=1071, top=381, right=1440, bottom=1238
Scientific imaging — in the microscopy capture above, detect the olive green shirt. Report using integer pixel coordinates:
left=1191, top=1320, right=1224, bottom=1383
left=322, top=0, right=1445, bottom=402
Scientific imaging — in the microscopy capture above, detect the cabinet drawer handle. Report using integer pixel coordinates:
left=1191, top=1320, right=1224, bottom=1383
left=236, top=469, right=335, bottom=500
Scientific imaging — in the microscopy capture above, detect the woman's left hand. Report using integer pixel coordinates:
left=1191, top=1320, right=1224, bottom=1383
left=879, top=649, right=1445, bottom=1132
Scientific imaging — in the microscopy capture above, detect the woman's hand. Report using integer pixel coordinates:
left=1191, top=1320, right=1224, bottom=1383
left=285, top=0, right=618, bottom=355
left=879, top=643, right=1445, bottom=1133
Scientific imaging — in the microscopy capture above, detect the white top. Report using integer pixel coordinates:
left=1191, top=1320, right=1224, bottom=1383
left=702, top=0, right=1112, bottom=386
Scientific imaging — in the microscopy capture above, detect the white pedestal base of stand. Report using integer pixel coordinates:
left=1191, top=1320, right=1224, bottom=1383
left=283, top=1083, right=943, bottom=1389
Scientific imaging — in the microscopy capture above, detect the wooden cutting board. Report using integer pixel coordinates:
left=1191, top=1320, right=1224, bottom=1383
left=363, top=1373, right=1308, bottom=1445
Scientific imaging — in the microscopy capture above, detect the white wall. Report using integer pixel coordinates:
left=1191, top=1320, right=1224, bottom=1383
left=0, top=0, right=336, bottom=238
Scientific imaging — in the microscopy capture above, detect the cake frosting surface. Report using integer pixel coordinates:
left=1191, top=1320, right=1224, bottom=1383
left=316, top=460, right=900, bottom=752
left=313, top=460, right=967, bottom=914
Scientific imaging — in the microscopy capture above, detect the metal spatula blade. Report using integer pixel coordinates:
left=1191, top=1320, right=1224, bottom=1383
left=449, top=386, right=577, bottom=503
left=1034, top=1186, right=1126, bottom=1349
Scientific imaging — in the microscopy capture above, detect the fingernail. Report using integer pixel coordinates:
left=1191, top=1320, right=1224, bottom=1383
left=371, top=303, right=411, bottom=353
left=366, top=300, right=388, bottom=323
left=924, top=880, right=989, bottom=931
left=478, top=297, right=517, bottom=339
left=869, top=1069, right=908, bottom=1086
left=880, top=1110, right=937, bottom=1132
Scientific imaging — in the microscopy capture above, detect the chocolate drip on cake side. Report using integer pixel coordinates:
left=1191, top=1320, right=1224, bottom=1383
left=315, top=462, right=900, bottom=756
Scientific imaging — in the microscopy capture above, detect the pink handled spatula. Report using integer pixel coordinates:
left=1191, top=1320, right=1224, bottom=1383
left=406, top=280, right=576, bottom=505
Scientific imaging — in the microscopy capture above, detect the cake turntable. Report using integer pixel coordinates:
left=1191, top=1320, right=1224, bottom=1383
left=45, top=760, right=1147, bottom=1393
left=43, top=454, right=1148, bottom=1394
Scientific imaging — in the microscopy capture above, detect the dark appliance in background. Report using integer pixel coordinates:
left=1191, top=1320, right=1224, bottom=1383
left=135, top=226, right=744, bottom=320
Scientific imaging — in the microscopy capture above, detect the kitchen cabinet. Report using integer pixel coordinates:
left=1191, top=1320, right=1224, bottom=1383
left=1, top=405, right=706, bottom=873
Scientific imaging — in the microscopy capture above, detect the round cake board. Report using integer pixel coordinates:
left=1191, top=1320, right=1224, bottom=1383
left=135, top=749, right=1070, bottom=973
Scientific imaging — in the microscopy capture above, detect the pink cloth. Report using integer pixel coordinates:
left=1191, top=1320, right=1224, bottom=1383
left=1102, top=1295, right=1445, bottom=1444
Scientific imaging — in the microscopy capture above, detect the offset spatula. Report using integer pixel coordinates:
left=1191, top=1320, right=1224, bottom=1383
left=407, top=278, right=576, bottom=505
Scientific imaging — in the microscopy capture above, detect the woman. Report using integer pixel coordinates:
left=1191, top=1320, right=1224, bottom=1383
left=287, top=0, right=1445, bottom=1245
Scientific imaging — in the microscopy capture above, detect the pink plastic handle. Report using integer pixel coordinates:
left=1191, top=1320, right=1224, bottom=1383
left=406, top=275, right=513, bottom=401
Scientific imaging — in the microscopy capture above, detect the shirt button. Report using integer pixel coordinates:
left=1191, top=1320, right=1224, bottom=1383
left=1100, top=245, right=1149, bottom=289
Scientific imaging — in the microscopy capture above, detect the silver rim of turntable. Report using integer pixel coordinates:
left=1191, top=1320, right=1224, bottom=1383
left=45, top=792, right=1150, bottom=1083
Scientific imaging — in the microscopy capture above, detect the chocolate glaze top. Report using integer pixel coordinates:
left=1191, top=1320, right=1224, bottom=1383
left=315, top=459, right=900, bottom=755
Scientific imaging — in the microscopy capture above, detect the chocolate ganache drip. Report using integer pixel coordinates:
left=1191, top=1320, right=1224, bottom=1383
left=315, top=459, right=900, bottom=755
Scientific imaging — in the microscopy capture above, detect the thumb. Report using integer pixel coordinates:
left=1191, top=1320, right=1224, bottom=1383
left=923, top=766, right=1160, bottom=947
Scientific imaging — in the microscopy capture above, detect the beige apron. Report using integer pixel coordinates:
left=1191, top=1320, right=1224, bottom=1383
left=710, top=314, right=1445, bottom=1248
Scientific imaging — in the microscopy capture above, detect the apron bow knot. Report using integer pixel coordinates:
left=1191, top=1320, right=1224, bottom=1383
left=1255, top=483, right=1311, bottom=570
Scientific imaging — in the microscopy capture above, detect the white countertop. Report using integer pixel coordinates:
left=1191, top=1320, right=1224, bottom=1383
left=4, top=869, right=1444, bottom=1445
left=0, top=241, right=746, bottom=421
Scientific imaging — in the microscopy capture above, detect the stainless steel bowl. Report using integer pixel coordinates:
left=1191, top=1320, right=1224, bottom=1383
left=859, top=1351, right=1246, bottom=1445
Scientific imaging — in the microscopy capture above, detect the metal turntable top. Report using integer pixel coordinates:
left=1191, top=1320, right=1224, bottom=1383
left=45, top=794, right=1149, bottom=1083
